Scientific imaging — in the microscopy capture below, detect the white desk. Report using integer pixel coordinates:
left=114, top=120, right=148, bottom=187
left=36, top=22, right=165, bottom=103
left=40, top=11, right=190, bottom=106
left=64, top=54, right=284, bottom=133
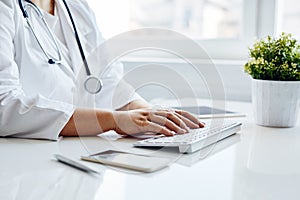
left=1, top=99, right=300, bottom=200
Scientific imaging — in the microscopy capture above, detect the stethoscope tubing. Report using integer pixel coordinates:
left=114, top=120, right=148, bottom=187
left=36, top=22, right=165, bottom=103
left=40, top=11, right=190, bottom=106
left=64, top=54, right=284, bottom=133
left=18, top=0, right=103, bottom=94
left=61, top=0, right=91, bottom=76
left=19, top=0, right=62, bottom=64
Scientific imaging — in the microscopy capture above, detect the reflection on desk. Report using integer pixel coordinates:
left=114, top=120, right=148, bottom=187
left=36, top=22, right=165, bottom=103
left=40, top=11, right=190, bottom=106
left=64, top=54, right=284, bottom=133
left=0, top=140, right=102, bottom=200
left=0, top=99, right=300, bottom=200
left=176, top=134, right=241, bottom=167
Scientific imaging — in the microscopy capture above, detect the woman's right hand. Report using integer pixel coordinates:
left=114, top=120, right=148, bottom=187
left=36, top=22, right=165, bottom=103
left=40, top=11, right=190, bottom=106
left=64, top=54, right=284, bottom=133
left=112, top=109, right=204, bottom=136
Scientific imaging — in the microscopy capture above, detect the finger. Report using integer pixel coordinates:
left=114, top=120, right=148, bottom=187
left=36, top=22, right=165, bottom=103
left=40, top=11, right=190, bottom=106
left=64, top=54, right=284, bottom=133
left=150, top=115, right=187, bottom=134
left=154, top=111, right=189, bottom=131
left=174, top=112, right=199, bottom=129
left=147, top=122, right=174, bottom=136
left=175, top=110, right=205, bottom=128
left=174, top=110, right=199, bottom=124
left=199, top=121, right=205, bottom=127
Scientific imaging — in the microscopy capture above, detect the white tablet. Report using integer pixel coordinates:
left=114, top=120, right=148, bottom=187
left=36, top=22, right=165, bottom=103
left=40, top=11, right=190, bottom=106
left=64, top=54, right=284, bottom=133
left=172, top=106, right=246, bottom=119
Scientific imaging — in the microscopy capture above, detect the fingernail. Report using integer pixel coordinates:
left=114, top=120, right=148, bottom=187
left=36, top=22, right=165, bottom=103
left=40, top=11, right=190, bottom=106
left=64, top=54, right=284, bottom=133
left=177, top=129, right=185, bottom=134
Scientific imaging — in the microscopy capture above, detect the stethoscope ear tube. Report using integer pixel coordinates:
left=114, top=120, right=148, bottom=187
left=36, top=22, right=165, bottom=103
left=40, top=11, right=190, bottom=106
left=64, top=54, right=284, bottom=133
left=20, top=0, right=44, bottom=18
left=18, top=0, right=28, bottom=18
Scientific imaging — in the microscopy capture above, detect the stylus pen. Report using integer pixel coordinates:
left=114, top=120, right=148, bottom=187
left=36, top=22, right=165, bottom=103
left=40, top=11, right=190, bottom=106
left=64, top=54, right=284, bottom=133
left=54, top=154, right=100, bottom=174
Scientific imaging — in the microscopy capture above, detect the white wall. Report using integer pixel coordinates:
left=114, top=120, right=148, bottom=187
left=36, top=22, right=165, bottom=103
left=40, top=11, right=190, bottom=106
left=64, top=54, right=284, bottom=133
left=121, top=59, right=252, bottom=102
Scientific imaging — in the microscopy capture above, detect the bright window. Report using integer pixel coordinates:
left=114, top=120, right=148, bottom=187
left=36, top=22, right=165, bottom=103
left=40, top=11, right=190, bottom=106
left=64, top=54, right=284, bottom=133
left=277, top=0, right=300, bottom=39
left=85, top=0, right=258, bottom=59
left=129, top=0, right=242, bottom=39
left=87, top=0, right=244, bottom=39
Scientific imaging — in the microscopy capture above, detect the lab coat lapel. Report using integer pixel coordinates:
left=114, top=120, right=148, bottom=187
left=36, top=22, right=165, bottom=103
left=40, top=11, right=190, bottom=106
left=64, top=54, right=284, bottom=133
left=56, top=0, right=90, bottom=78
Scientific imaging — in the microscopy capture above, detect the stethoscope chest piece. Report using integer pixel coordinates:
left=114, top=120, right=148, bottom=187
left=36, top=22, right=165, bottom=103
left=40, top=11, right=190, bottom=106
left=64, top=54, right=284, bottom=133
left=84, top=76, right=103, bottom=94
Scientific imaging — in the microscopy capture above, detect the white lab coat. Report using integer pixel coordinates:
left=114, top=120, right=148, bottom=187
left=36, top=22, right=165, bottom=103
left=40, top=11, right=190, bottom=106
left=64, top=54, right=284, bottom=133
left=0, top=0, right=142, bottom=140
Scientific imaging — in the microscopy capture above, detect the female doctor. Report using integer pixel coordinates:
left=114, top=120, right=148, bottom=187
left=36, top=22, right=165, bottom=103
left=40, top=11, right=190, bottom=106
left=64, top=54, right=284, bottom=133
left=0, top=0, right=204, bottom=140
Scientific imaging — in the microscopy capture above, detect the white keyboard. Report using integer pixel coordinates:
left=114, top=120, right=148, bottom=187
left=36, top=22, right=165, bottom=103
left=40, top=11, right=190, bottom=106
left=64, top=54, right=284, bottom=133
left=133, top=122, right=242, bottom=153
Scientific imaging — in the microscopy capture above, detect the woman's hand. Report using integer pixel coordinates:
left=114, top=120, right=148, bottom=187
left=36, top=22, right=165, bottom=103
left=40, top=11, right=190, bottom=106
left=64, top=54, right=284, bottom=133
left=112, top=109, right=205, bottom=136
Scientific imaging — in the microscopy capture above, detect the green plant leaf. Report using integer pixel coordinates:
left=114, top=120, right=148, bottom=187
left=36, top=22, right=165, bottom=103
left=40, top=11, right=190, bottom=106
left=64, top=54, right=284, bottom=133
left=244, top=33, right=300, bottom=81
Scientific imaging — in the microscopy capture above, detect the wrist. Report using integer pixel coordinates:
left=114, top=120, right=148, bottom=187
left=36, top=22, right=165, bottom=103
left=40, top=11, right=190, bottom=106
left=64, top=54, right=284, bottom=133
left=96, top=110, right=116, bottom=132
left=117, top=100, right=152, bottom=111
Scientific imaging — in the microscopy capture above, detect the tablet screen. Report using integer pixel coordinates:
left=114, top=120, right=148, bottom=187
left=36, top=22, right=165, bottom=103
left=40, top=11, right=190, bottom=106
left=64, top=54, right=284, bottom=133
left=172, top=106, right=235, bottom=115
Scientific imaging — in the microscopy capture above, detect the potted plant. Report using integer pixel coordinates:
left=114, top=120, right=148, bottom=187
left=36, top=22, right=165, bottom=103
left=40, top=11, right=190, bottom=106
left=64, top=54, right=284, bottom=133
left=244, top=33, right=300, bottom=127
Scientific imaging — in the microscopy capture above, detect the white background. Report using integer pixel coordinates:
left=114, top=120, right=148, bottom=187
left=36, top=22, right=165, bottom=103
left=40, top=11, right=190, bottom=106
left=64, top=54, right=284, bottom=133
left=86, top=0, right=300, bottom=102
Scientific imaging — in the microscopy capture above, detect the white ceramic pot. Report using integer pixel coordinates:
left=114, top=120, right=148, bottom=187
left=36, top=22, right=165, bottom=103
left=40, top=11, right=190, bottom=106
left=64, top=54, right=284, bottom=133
left=252, top=79, right=300, bottom=127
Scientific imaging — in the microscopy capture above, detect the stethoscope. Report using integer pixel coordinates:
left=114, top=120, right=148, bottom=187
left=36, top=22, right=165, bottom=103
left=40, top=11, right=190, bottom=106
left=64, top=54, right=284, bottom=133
left=18, top=0, right=103, bottom=94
